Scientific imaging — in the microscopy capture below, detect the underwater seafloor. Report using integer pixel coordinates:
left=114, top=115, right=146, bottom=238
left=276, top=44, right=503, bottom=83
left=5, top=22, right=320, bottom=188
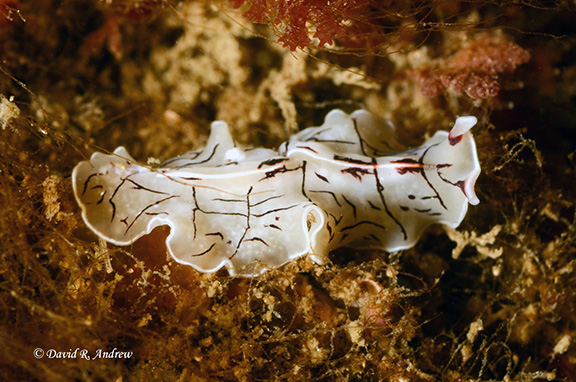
left=1, top=1, right=575, bottom=381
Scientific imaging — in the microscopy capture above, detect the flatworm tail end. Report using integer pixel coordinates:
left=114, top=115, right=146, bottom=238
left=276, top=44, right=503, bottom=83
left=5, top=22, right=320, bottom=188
left=72, top=147, right=177, bottom=247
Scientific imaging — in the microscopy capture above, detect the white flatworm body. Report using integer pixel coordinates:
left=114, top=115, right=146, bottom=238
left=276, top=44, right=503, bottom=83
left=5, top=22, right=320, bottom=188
left=73, top=110, right=480, bottom=276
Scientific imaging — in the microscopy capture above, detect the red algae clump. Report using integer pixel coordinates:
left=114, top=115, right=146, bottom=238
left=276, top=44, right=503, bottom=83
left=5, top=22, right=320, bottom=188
left=414, top=38, right=531, bottom=99
left=231, top=0, right=374, bottom=50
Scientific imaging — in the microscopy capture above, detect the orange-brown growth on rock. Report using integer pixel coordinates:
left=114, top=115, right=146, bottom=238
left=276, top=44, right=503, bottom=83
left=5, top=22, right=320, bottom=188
left=414, top=38, right=531, bottom=99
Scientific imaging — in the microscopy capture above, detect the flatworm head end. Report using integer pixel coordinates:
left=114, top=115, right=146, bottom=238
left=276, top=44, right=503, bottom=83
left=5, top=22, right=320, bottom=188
left=450, top=116, right=481, bottom=206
